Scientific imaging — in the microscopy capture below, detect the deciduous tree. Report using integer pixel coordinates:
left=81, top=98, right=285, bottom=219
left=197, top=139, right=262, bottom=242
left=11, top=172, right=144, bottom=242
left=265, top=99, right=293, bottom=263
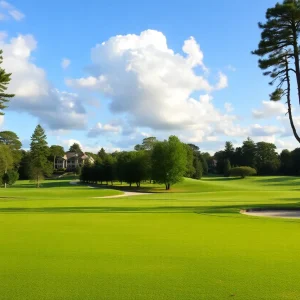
left=152, top=136, right=187, bottom=190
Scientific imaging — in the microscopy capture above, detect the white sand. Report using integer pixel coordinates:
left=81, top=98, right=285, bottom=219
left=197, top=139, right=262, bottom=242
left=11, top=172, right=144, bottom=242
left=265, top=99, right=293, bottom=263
left=242, top=210, right=300, bottom=219
left=93, top=191, right=150, bottom=199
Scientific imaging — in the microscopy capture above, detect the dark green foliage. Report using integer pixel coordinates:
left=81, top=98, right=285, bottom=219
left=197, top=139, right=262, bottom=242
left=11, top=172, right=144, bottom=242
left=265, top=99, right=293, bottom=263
left=30, top=125, right=52, bottom=187
left=280, top=149, right=293, bottom=174
left=253, top=0, right=300, bottom=143
left=291, top=148, right=300, bottom=174
left=2, top=169, right=19, bottom=186
left=200, top=155, right=208, bottom=175
left=241, top=138, right=257, bottom=168
left=255, top=142, right=280, bottom=175
left=69, top=143, right=82, bottom=155
left=152, top=136, right=187, bottom=190
left=223, top=159, right=231, bottom=177
left=75, top=165, right=81, bottom=176
left=97, top=148, right=107, bottom=161
left=0, top=49, right=14, bottom=115
left=193, top=155, right=203, bottom=179
left=214, top=151, right=225, bottom=174
left=18, top=150, right=31, bottom=180
left=224, top=141, right=235, bottom=162
left=229, top=166, right=257, bottom=179
left=185, top=145, right=196, bottom=178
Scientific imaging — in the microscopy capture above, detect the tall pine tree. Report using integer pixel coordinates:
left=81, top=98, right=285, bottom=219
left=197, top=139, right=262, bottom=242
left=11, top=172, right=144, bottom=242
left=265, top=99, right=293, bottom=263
left=30, top=125, right=52, bottom=187
left=253, top=0, right=300, bottom=143
left=0, top=50, right=14, bottom=115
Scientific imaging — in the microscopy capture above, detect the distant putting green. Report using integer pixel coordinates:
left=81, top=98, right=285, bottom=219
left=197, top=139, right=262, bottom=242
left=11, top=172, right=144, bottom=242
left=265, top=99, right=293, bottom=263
left=1, top=176, right=300, bottom=299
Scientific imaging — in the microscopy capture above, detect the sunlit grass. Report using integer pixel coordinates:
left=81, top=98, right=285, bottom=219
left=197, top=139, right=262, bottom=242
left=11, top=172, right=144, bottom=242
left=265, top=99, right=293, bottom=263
left=1, top=176, right=300, bottom=299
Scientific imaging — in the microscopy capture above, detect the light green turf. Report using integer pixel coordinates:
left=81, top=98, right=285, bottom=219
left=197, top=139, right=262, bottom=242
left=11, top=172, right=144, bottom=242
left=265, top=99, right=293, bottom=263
left=1, top=176, right=300, bottom=299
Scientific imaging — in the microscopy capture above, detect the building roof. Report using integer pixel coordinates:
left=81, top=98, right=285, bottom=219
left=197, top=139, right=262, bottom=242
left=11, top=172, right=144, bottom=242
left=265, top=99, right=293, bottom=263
left=57, top=152, right=91, bottom=161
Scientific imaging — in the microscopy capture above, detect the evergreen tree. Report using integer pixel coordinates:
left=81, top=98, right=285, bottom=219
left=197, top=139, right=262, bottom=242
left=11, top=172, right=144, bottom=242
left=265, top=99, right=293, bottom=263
left=223, top=159, right=231, bottom=177
left=253, top=0, right=300, bottom=143
left=30, top=125, right=52, bottom=187
left=98, top=148, right=107, bottom=161
left=69, top=143, right=82, bottom=155
left=0, top=49, right=14, bottom=115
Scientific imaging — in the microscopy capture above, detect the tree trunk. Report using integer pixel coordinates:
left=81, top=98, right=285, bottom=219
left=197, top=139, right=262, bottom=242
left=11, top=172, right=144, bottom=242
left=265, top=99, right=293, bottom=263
left=285, top=57, right=300, bottom=143
left=292, top=23, right=300, bottom=106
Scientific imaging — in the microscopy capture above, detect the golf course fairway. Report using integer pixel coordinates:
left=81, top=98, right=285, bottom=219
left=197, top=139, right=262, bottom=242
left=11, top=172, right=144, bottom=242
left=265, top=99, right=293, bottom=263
left=1, top=176, right=300, bottom=299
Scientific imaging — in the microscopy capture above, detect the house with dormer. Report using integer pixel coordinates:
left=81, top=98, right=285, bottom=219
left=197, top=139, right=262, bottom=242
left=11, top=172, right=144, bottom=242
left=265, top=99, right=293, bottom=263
left=55, top=152, right=94, bottom=171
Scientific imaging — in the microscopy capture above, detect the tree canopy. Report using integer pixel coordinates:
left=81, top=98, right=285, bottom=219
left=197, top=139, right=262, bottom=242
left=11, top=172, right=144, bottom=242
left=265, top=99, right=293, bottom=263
left=253, top=0, right=300, bottom=143
left=0, top=49, right=14, bottom=115
left=30, top=125, right=52, bottom=187
left=152, top=136, right=187, bottom=190
left=69, top=143, right=82, bottom=155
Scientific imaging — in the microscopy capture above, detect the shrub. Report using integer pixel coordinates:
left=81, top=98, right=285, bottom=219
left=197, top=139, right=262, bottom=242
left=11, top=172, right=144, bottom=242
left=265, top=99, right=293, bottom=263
left=229, top=166, right=257, bottom=178
left=2, top=170, right=19, bottom=186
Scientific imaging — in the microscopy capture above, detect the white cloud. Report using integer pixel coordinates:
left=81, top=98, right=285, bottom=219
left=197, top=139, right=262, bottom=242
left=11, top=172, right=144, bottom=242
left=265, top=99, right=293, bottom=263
left=224, top=102, right=233, bottom=113
left=215, top=72, right=228, bottom=90
left=61, top=58, right=71, bottom=69
left=9, top=9, right=24, bottom=20
left=0, top=1, right=24, bottom=21
left=0, top=30, right=7, bottom=40
left=88, top=122, right=121, bottom=137
left=250, top=124, right=284, bottom=136
left=67, top=30, right=235, bottom=141
left=253, top=100, right=286, bottom=119
left=226, top=65, right=236, bottom=72
left=0, top=115, right=4, bottom=128
left=1, top=34, right=87, bottom=130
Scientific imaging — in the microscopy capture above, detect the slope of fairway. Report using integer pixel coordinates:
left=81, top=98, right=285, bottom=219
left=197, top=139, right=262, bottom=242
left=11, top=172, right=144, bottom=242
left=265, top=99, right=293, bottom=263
left=1, top=176, right=300, bottom=299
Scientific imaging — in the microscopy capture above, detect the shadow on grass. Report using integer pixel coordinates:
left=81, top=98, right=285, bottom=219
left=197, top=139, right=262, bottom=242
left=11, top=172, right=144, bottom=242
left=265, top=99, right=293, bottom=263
left=254, top=177, right=300, bottom=186
left=1, top=202, right=300, bottom=215
left=205, top=177, right=241, bottom=182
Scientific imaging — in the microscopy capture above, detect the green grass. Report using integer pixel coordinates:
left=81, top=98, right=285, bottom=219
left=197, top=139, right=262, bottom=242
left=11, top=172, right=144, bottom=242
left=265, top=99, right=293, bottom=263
left=1, top=176, right=300, bottom=299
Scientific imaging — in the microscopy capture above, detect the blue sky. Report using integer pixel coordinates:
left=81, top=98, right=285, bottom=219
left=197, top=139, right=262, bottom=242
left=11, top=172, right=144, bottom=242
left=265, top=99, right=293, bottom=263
left=0, top=0, right=297, bottom=153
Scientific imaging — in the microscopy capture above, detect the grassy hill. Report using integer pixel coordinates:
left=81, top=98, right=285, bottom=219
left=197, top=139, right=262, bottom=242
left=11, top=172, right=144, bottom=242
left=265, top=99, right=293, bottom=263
left=1, top=176, right=300, bottom=299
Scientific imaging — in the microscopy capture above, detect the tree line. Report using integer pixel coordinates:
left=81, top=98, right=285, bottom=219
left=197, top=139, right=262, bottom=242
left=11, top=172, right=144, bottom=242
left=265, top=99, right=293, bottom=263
left=213, top=138, right=300, bottom=176
left=80, top=136, right=209, bottom=190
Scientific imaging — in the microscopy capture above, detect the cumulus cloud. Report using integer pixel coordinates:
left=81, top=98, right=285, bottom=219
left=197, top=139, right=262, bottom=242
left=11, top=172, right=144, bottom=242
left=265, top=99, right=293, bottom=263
left=0, top=1, right=24, bottom=21
left=67, top=30, right=236, bottom=141
left=88, top=122, right=121, bottom=137
left=224, top=102, right=233, bottom=113
left=215, top=72, right=228, bottom=90
left=0, top=34, right=87, bottom=130
left=252, top=101, right=286, bottom=119
left=61, top=58, right=71, bottom=69
left=250, top=124, right=284, bottom=137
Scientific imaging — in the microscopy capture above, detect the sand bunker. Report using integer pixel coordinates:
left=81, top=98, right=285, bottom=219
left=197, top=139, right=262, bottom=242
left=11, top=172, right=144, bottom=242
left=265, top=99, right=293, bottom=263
left=242, top=209, right=300, bottom=219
